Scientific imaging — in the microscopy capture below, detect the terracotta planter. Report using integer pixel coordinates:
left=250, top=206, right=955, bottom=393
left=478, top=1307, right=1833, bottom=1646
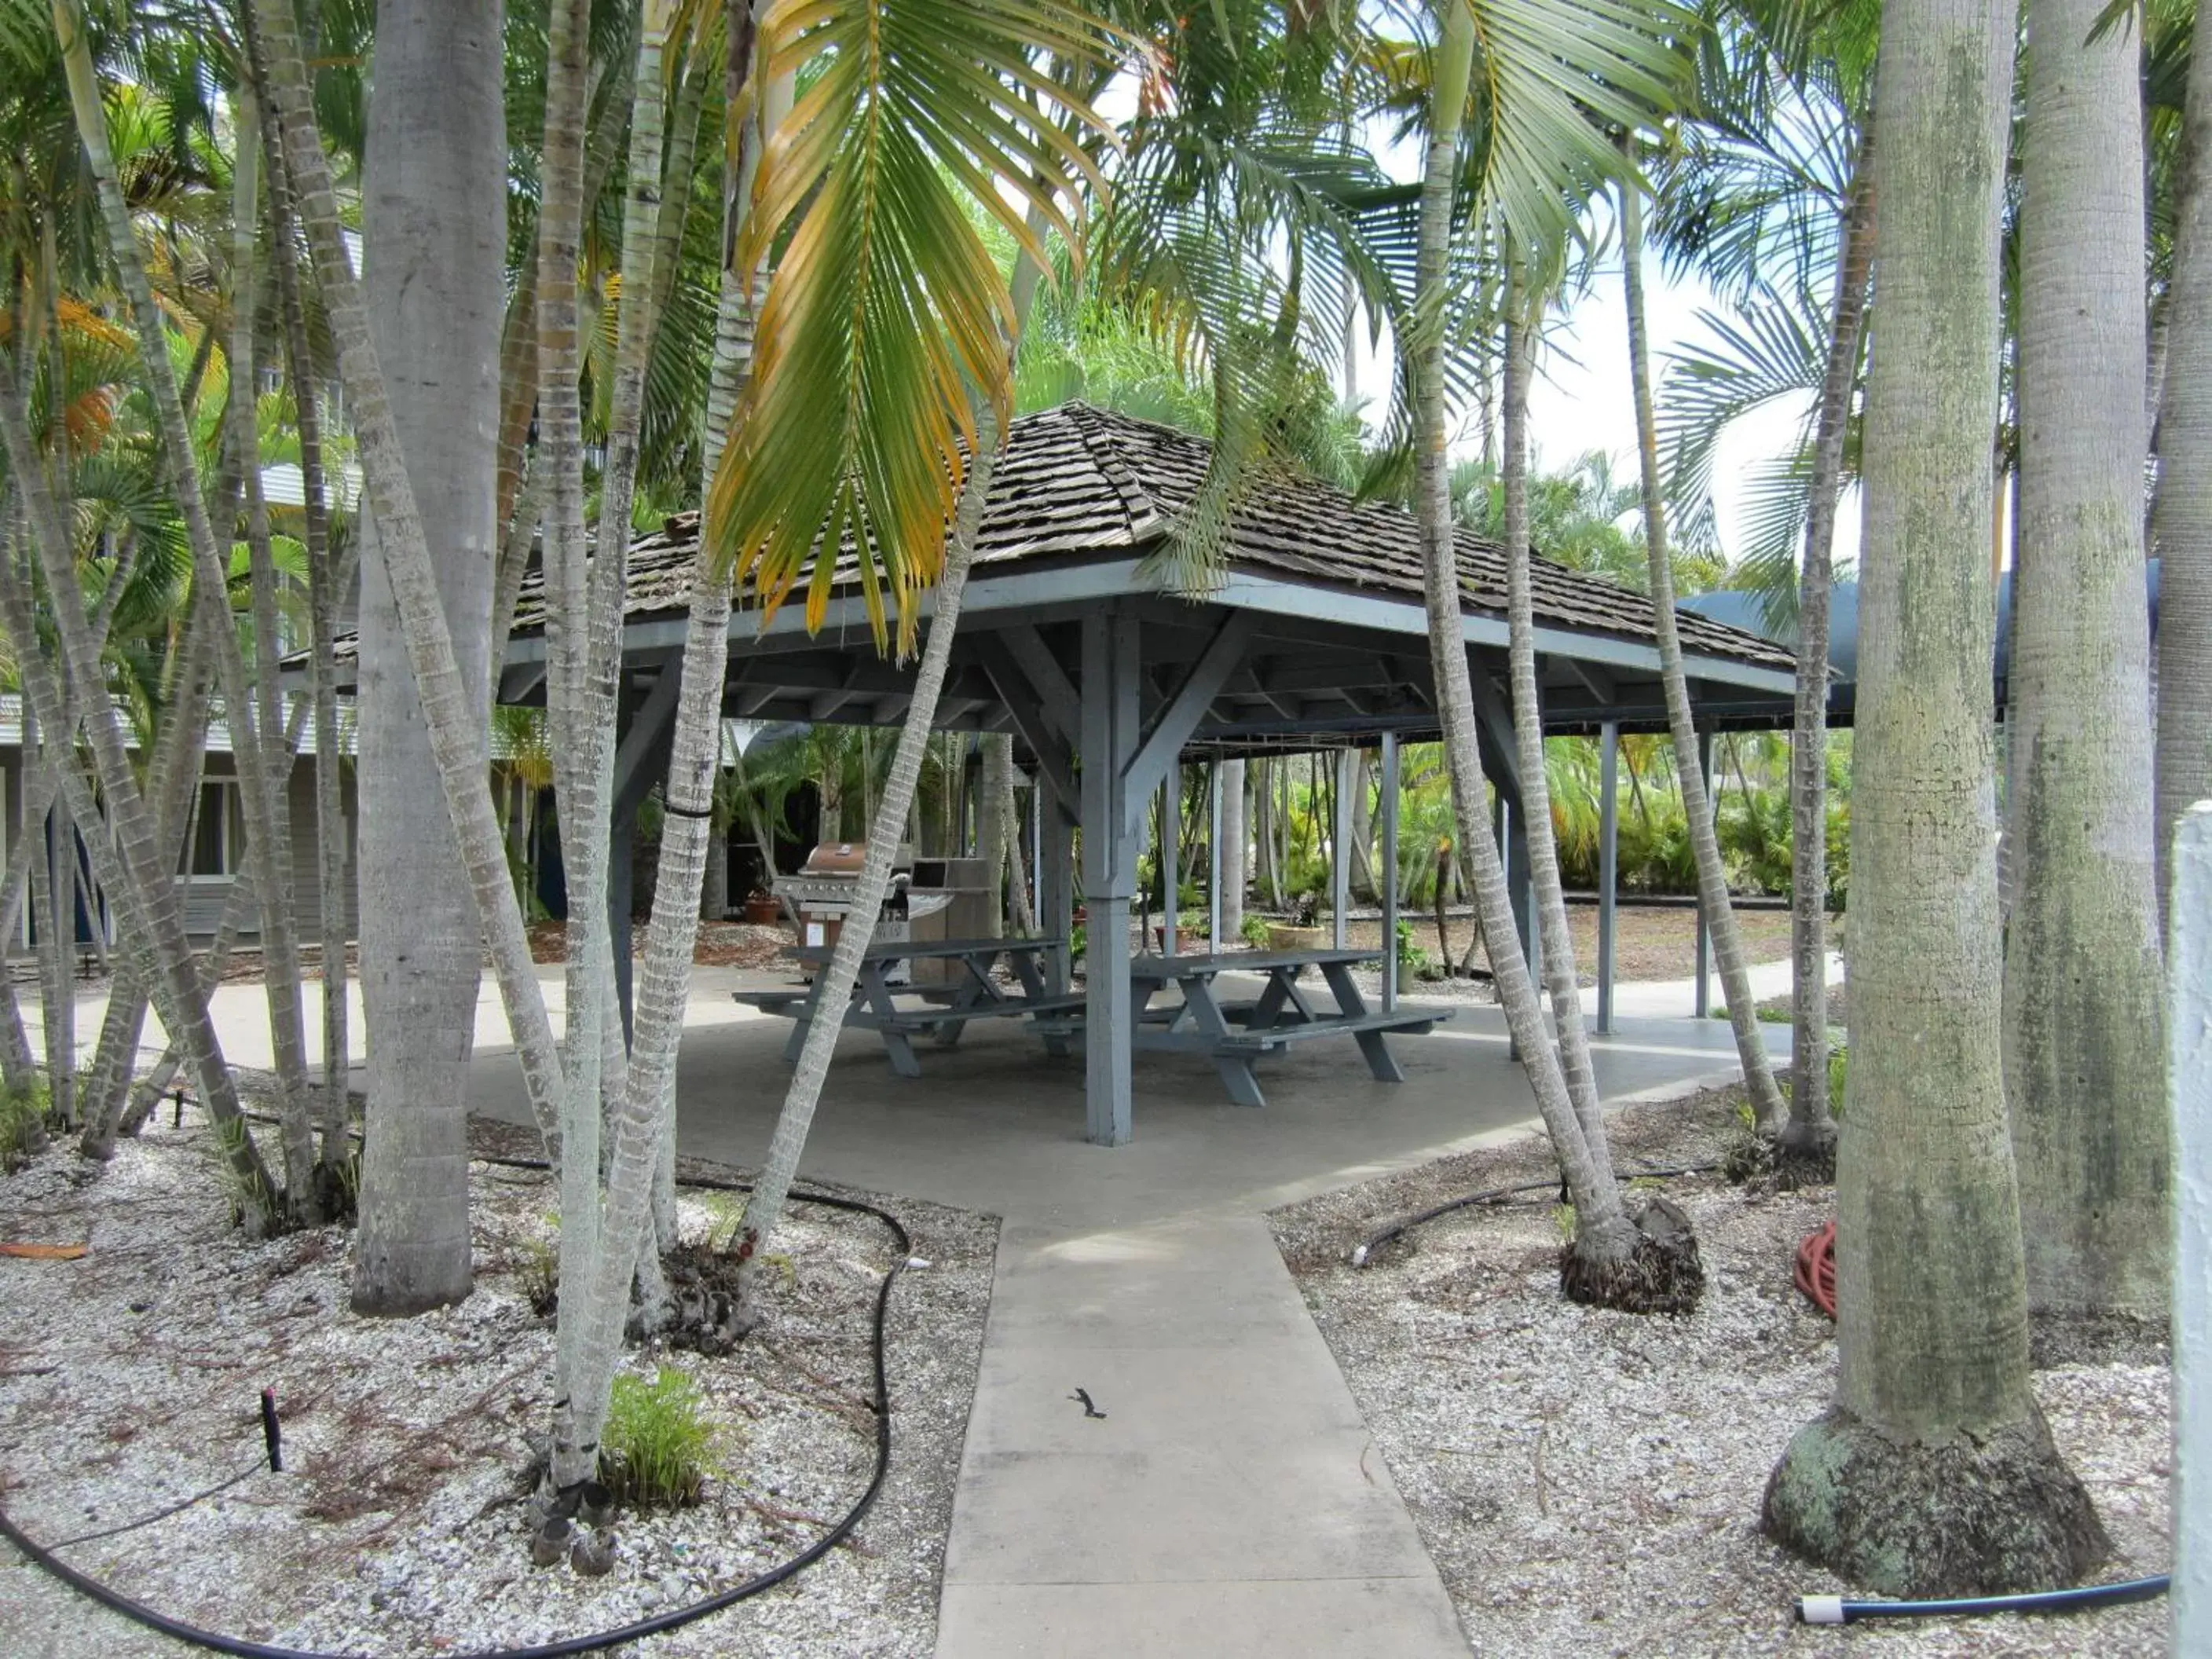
left=1265, top=923, right=1326, bottom=951
left=742, top=896, right=782, bottom=927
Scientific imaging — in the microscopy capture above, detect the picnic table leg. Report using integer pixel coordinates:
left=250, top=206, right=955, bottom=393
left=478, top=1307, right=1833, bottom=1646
left=858, top=965, right=924, bottom=1079
left=1181, top=973, right=1269, bottom=1108
left=933, top=950, right=1013, bottom=1049
left=1010, top=950, right=1072, bottom=1057
left=1322, top=961, right=1405, bottom=1085
left=1247, top=972, right=1291, bottom=1030
left=782, top=972, right=830, bottom=1062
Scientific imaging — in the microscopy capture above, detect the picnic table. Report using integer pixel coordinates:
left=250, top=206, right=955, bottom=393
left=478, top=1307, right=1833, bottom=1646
left=731, top=936, right=1080, bottom=1079
left=1128, top=947, right=1451, bottom=1108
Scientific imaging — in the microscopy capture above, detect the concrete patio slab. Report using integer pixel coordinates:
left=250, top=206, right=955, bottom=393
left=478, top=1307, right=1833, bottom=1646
left=936, top=1577, right=1470, bottom=1658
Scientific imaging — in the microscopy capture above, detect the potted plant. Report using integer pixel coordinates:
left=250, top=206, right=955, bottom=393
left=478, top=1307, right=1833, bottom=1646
left=741, top=887, right=782, bottom=927
left=1265, top=892, right=1326, bottom=952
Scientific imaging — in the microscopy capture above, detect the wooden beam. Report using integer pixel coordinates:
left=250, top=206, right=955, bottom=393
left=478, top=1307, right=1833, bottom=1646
left=1000, top=624, right=1082, bottom=743
left=978, top=639, right=1079, bottom=825
left=1122, top=613, right=1254, bottom=834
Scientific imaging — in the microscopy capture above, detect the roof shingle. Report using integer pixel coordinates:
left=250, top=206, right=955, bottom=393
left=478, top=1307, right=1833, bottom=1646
left=505, top=401, right=1791, bottom=674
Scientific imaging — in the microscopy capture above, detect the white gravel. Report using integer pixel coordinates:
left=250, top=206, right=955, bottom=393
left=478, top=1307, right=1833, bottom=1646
left=1270, top=1089, right=2173, bottom=1658
left=0, top=1108, right=995, bottom=1657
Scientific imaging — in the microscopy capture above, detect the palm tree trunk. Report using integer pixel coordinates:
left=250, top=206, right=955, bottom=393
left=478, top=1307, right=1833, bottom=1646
left=247, top=0, right=569, bottom=1166
left=346, top=0, right=504, bottom=1317
left=109, top=870, right=265, bottom=1144
left=79, top=610, right=216, bottom=1154
left=2005, top=0, right=2167, bottom=1320
left=1762, top=0, right=2105, bottom=1588
left=259, top=87, right=353, bottom=1152
left=544, top=5, right=764, bottom=1483
left=0, top=439, right=278, bottom=1228
left=729, top=419, right=1003, bottom=1313
left=30, top=733, right=73, bottom=1129
left=1619, top=167, right=1789, bottom=1135
left=1006, top=760, right=1037, bottom=934
left=1500, top=287, right=1613, bottom=1175
left=729, top=175, right=1048, bottom=1304
left=978, top=732, right=1012, bottom=934
left=1218, top=756, right=1245, bottom=942
left=57, top=2, right=317, bottom=1213
left=2155, top=0, right=2212, bottom=932
left=1407, top=5, right=1651, bottom=1300
left=1787, top=123, right=1876, bottom=1168
left=229, top=100, right=321, bottom=1203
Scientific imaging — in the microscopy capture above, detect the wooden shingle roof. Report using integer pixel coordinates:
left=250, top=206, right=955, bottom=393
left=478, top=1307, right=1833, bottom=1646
left=507, top=401, right=1793, bottom=675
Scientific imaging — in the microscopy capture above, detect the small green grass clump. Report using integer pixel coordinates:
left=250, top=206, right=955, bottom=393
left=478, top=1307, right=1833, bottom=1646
left=0, top=1076, right=50, bottom=1171
left=602, top=1367, right=723, bottom=1507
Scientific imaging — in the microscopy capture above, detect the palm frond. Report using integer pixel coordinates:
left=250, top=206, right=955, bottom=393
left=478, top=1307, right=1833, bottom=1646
left=707, top=0, right=1114, bottom=651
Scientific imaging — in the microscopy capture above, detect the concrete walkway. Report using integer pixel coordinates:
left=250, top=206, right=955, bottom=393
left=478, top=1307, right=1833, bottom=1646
left=85, top=957, right=1782, bottom=1657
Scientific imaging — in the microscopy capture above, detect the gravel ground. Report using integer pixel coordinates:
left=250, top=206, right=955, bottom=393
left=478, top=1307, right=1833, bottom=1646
left=1270, top=1089, right=2171, bottom=1658
left=0, top=1108, right=995, bottom=1658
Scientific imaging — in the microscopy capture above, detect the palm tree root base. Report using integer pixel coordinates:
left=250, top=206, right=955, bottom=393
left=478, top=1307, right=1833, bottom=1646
left=628, top=1242, right=760, bottom=1354
left=1724, top=1120, right=1837, bottom=1190
left=1762, top=1403, right=2108, bottom=1598
left=1558, top=1196, right=1704, bottom=1314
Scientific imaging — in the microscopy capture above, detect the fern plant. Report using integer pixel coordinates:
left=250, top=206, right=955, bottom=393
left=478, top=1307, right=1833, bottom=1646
left=602, top=1368, right=723, bottom=1507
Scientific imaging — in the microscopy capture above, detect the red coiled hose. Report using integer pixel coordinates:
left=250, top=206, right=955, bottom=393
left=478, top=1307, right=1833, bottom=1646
left=1796, top=1219, right=1837, bottom=1319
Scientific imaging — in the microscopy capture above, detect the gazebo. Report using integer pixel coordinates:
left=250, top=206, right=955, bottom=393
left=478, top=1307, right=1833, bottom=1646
left=496, top=402, right=1799, bottom=1144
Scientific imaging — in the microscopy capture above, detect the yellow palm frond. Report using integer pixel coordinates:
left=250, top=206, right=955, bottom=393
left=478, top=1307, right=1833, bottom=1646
left=705, top=0, right=1115, bottom=653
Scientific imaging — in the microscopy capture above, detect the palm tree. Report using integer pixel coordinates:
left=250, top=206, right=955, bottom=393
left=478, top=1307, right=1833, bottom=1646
left=1405, top=0, right=1696, bottom=1309
left=53, top=0, right=335, bottom=1217
left=1651, top=3, right=1877, bottom=1155
left=2003, top=0, right=2169, bottom=1322
left=346, top=0, right=504, bottom=1317
left=1775, top=130, right=1870, bottom=1170
left=1761, top=0, right=2106, bottom=1589
left=1498, top=287, right=1617, bottom=1190
left=1619, top=163, right=1790, bottom=1141
left=716, top=0, right=1111, bottom=1307
left=2155, top=0, right=2212, bottom=929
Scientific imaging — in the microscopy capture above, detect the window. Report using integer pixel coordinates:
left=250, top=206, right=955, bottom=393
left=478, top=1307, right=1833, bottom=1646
left=183, top=782, right=241, bottom=877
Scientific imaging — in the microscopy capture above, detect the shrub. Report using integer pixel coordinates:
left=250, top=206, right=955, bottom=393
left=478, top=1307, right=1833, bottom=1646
left=0, top=1076, right=49, bottom=1171
left=1239, top=914, right=1272, bottom=947
left=602, top=1367, right=722, bottom=1507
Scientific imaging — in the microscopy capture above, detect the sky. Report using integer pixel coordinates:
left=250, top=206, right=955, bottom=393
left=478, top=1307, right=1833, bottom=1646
left=1340, top=240, right=1857, bottom=580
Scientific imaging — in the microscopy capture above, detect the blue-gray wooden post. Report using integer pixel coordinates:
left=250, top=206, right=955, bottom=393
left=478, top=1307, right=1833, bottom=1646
left=1331, top=748, right=1353, bottom=950
left=2172, top=804, right=2212, bottom=1649
left=1694, top=727, right=1715, bottom=1018
left=1598, top=721, right=1620, bottom=1035
left=1208, top=760, right=1225, bottom=950
left=1080, top=610, right=1140, bottom=1145
left=1161, top=760, right=1180, bottom=956
left=1380, top=733, right=1400, bottom=1013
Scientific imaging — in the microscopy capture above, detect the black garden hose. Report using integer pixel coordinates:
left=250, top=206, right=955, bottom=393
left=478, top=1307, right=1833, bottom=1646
left=0, top=1170, right=910, bottom=1659
left=1797, top=1575, right=2170, bottom=1624
left=1348, top=1163, right=1722, bottom=1266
